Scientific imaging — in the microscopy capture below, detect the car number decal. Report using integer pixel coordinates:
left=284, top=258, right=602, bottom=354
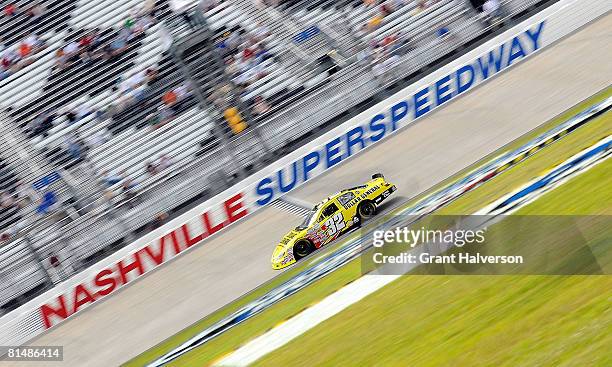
left=324, top=213, right=346, bottom=237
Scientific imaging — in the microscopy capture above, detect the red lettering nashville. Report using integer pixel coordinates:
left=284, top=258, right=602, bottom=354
left=40, top=193, right=249, bottom=329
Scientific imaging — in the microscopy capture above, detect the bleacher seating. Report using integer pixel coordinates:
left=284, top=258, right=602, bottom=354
left=0, top=0, right=552, bottom=314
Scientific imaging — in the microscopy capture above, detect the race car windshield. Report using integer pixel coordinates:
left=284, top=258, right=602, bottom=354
left=298, top=210, right=318, bottom=229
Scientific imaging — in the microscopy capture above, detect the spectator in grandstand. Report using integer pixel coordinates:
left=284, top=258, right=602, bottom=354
left=380, top=3, right=394, bottom=17
left=224, top=57, right=239, bottom=76
left=47, top=254, right=67, bottom=281
left=65, top=133, right=87, bottom=161
left=145, top=67, right=159, bottom=85
left=1, top=45, right=18, bottom=65
left=157, top=154, right=173, bottom=171
left=67, top=137, right=82, bottom=161
left=27, top=2, right=47, bottom=24
left=146, top=161, right=158, bottom=176
left=437, top=24, right=458, bottom=44
left=23, top=33, right=44, bottom=53
left=200, top=0, right=219, bottom=12
left=367, top=13, right=382, bottom=30
left=30, top=110, right=56, bottom=137
left=105, top=33, right=129, bottom=60
left=0, top=33, right=46, bottom=78
left=65, top=109, right=77, bottom=124
left=252, top=95, right=270, bottom=117
left=54, top=48, right=67, bottom=69
left=127, top=7, right=155, bottom=35
left=61, top=103, right=89, bottom=125
left=369, top=32, right=403, bottom=77
left=102, top=170, right=123, bottom=187
left=36, top=189, right=58, bottom=215
left=0, top=190, right=15, bottom=209
left=3, top=3, right=16, bottom=17
left=14, top=180, right=36, bottom=207
left=64, top=39, right=80, bottom=58
left=147, top=104, right=174, bottom=129
left=79, top=28, right=103, bottom=62
left=151, top=211, right=169, bottom=229
left=54, top=39, right=80, bottom=69
left=162, top=88, right=178, bottom=108
left=121, top=177, right=139, bottom=208
left=174, top=83, right=191, bottom=105
left=159, top=104, right=175, bottom=121
left=413, top=0, right=440, bottom=14
left=209, top=83, right=232, bottom=109
left=0, top=222, right=24, bottom=243
left=0, top=230, right=12, bottom=242
left=118, top=69, right=148, bottom=105
left=87, top=126, right=111, bottom=148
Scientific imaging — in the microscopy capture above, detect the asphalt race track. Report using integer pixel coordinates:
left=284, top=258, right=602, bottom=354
left=10, top=13, right=612, bottom=367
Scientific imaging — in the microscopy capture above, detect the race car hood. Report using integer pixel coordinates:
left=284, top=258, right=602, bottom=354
left=271, top=228, right=306, bottom=269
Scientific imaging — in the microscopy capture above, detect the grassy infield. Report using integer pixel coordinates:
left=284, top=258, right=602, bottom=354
left=126, top=89, right=612, bottom=367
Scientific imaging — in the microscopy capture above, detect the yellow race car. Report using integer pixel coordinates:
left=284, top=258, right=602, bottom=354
left=272, top=174, right=396, bottom=269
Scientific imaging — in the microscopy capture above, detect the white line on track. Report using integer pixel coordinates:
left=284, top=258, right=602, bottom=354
left=214, top=274, right=400, bottom=367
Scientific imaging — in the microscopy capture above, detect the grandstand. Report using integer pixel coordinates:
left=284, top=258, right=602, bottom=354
left=0, top=0, right=548, bottom=314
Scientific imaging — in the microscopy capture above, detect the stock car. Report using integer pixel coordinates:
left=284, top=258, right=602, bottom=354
left=271, top=174, right=396, bottom=269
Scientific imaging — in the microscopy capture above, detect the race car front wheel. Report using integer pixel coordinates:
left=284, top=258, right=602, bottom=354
left=358, top=200, right=377, bottom=219
left=294, top=240, right=314, bottom=259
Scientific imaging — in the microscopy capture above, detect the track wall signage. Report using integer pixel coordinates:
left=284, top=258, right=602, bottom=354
left=0, top=0, right=608, bottom=348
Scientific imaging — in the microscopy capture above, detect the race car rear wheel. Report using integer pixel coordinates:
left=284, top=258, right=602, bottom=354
left=372, top=173, right=384, bottom=179
left=358, top=200, right=377, bottom=219
left=294, top=240, right=314, bottom=259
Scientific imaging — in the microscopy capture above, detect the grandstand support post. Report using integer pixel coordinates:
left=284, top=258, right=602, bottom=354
left=171, top=50, right=244, bottom=179
left=238, top=99, right=272, bottom=162
left=22, top=234, right=55, bottom=288
left=205, top=37, right=272, bottom=163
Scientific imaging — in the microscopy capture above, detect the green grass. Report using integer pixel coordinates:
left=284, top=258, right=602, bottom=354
left=254, top=135, right=612, bottom=367
left=515, top=157, right=612, bottom=215
left=125, top=88, right=611, bottom=367
left=255, top=275, right=612, bottom=367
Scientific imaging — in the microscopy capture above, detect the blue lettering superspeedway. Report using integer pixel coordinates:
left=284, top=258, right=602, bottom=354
left=254, top=21, right=545, bottom=206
